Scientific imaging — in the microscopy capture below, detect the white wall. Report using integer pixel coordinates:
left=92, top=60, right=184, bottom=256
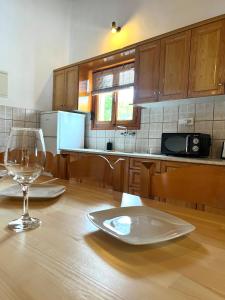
left=0, top=0, right=72, bottom=110
left=69, top=0, right=225, bottom=62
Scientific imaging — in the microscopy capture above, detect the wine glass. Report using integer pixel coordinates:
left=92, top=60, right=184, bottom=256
left=4, top=128, right=46, bottom=232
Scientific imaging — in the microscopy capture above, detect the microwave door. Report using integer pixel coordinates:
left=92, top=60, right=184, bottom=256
left=164, top=136, right=187, bottom=155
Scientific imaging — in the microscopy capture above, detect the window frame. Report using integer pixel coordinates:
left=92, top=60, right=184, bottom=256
left=91, top=89, right=141, bottom=130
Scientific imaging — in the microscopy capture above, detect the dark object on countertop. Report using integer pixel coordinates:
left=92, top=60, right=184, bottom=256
left=106, top=140, right=113, bottom=151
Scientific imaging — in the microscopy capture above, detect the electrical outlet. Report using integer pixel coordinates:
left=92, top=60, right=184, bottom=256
left=178, top=118, right=194, bottom=126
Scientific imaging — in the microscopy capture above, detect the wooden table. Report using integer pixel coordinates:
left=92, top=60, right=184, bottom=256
left=0, top=178, right=225, bottom=300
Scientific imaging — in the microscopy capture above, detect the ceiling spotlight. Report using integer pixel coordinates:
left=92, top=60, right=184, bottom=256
left=111, top=21, right=121, bottom=33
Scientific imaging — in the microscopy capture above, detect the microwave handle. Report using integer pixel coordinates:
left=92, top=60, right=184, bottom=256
left=185, top=135, right=191, bottom=153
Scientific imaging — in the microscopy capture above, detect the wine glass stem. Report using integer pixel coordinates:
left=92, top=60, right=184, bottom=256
left=22, top=185, right=29, bottom=218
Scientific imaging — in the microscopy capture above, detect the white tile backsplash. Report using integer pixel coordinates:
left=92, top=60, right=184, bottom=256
left=25, top=121, right=37, bottom=129
left=84, top=95, right=225, bottom=158
left=136, top=123, right=149, bottom=139
left=5, top=107, right=12, bottom=119
left=149, top=123, right=162, bottom=138
left=124, top=136, right=136, bottom=153
left=86, top=137, right=97, bottom=149
left=163, top=122, right=177, bottom=133
left=0, top=106, right=5, bottom=119
left=96, top=130, right=105, bottom=138
left=149, top=138, right=161, bottom=154
left=0, top=133, right=6, bottom=147
left=25, top=109, right=37, bottom=122
left=163, top=105, right=179, bottom=122
left=178, top=123, right=195, bottom=133
left=195, top=121, right=213, bottom=135
left=105, top=130, right=115, bottom=139
left=115, top=137, right=125, bottom=152
left=213, top=121, right=225, bottom=139
left=150, top=106, right=163, bottom=123
left=214, top=101, right=225, bottom=120
left=141, top=108, right=150, bottom=123
left=13, top=108, right=26, bottom=121
left=5, top=120, right=12, bottom=133
left=212, top=140, right=223, bottom=159
left=179, top=103, right=195, bottom=119
left=96, top=138, right=106, bottom=150
left=13, top=120, right=25, bottom=128
left=0, top=105, right=40, bottom=152
left=196, top=102, right=214, bottom=120
left=135, top=138, right=149, bottom=153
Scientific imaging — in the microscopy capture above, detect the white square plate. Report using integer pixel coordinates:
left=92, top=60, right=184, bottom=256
left=88, top=206, right=195, bottom=245
left=0, top=184, right=66, bottom=199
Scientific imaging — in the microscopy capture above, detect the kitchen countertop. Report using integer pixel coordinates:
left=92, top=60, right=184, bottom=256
left=61, top=148, right=225, bottom=166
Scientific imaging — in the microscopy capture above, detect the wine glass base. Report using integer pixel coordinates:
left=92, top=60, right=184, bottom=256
left=8, top=216, right=41, bottom=232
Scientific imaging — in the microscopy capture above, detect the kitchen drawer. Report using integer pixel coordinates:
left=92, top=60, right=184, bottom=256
left=129, top=157, right=161, bottom=172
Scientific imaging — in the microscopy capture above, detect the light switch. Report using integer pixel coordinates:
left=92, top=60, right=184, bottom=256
left=0, top=71, right=8, bottom=98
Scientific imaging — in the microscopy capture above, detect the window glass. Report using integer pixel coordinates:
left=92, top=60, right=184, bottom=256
left=117, top=87, right=134, bottom=121
left=119, top=69, right=134, bottom=86
left=97, top=92, right=113, bottom=122
left=94, top=74, right=113, bottom=91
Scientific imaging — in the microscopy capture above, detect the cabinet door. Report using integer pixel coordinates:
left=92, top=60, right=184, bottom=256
left=188, top=20, right=225, bottom=97
left=134, top=41, right=160, bottom=104
left=65, top=66, right=79, bottom=110
left=53, top=70, right=65, bottom=110
left=159, top=31, right=191, bottom=100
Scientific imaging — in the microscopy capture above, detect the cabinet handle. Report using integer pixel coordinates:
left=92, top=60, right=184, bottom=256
left=158, top=91, right=161, bottom=95
left=218, top=83, right=224, bottom=86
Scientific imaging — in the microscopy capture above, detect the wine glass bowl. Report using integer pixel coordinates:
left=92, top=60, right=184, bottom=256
left=4, top=128, right=46, bottom=232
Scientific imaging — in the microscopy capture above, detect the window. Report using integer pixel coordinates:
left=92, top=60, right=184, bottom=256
left=92, top=63, right=140, bottom=130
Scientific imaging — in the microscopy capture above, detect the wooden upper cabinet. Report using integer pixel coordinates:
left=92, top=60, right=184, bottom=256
left=64, top=66, right=79, bottom=110
left=53, top=70, right=65, bottom=110
left=134, top=41, right=160, bottom=104
left=53, top=66, right=79, bottom=111
left=188, top=20, right=225, bottom=97
left=159, top=31, right=191, bottom=100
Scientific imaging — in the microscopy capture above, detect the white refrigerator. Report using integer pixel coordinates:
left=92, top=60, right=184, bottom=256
left=40, top=111, right=85, bottom=155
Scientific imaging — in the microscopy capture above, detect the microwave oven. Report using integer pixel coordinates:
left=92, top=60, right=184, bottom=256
left=161, top=133, right=211, bottom=157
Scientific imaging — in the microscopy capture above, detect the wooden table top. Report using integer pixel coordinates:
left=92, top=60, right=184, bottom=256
left=0, top=177, right=225, bottom=300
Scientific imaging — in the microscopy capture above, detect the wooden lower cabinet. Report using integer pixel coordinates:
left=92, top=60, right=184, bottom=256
left=60, top=152, right=225, bottom=213
left=62, top=152, right=129, bottom=192
left=128, top=158, right=161, bottom=196
left=159, top=161, right=201, bottom=209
